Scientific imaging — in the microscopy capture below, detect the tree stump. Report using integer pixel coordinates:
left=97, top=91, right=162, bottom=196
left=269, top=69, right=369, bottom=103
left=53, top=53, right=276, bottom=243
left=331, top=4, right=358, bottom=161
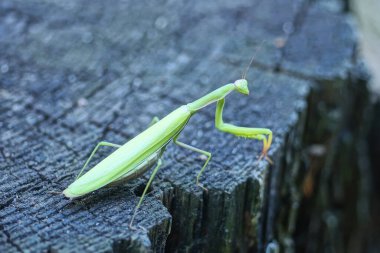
left=0, top=0, right=369, bottom=252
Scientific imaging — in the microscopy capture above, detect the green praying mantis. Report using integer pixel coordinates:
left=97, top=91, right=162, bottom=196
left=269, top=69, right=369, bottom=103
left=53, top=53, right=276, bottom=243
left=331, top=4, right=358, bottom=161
left=62, top=71, right=273, bottom=229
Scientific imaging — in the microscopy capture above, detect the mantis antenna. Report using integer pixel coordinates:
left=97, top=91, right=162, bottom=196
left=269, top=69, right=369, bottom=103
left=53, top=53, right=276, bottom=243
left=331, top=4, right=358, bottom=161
left=242, top=41, right=265, bottom=79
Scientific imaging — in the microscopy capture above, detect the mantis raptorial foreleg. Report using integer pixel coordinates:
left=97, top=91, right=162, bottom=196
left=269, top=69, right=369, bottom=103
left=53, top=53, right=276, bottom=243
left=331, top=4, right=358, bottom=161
left=173, top=133, right=211, bottom=191
left=76, top=141, right=122, bottom=179
left=215, top=98, right=273, bottom=163
left=129, top=158, right=163, bottom=229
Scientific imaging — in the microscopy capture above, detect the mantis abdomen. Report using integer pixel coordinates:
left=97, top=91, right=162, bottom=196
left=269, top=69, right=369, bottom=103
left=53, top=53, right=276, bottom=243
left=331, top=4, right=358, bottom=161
left=63, top=105, right=191, bottom=198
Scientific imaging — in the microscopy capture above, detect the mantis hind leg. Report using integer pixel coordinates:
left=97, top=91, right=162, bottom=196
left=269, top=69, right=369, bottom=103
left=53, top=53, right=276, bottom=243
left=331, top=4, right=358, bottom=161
left=129, top=158, right=163, bottom=229
left=148, top=116, right=160, bottom=127
left=76, top=141, right=122, bottom=180
left=77, top=116, right=160, bottom=180
left=173, top=133, right=211, bottom=191
left=75, top=117, right=160, bottom=180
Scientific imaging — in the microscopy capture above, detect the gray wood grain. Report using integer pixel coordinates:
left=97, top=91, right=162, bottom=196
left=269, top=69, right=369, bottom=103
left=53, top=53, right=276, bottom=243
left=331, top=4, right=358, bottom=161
left=0, top=0, right=366, bottom=252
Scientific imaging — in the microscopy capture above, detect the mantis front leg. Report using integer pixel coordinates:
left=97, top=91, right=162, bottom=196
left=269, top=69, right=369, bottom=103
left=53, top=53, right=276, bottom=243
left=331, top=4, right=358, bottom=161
left=215, top=98, right=273, bottom=163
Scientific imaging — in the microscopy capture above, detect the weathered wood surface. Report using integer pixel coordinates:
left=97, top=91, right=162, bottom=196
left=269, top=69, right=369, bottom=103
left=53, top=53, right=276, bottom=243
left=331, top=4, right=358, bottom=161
left=368, top=102, right=380, bottom=253
left=0, top=0, right=368, bottom=252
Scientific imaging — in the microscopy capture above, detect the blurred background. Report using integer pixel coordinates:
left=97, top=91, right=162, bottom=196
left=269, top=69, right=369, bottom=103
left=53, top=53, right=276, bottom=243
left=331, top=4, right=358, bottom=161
left=351, top=0, right=380, bottom=252
left=351, top=0, right=380, bottom=94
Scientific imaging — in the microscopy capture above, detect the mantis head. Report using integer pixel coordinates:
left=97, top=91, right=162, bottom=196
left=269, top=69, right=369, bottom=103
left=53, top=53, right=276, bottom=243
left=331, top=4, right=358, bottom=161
left=234, top=79, right=249, bottom=95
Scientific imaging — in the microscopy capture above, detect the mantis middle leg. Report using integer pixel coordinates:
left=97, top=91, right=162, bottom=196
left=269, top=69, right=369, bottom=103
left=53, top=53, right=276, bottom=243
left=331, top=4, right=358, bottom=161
left=148, top=116, right=160, bottom=127
left=128, top=116, right=162, bottom=228
left=129, top=158, right=163, bottom=229
left=215, top=98, right=273, bottom=163
left=173, top=133, right=211, bottom=191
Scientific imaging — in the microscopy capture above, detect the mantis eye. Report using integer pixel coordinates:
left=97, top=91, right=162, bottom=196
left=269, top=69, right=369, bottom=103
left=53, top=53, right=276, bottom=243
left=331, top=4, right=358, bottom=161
left=234, top=79, right=249, bottom=95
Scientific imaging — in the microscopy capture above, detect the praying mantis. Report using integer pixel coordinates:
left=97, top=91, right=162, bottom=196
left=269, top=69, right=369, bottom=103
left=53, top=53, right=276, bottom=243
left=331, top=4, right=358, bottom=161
left=62, top=76, right=273, bottom=229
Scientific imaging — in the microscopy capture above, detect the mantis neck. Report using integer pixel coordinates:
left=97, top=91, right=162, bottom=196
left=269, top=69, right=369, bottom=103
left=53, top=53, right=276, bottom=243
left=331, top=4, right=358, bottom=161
left=187, top=83, right=235, bottom=112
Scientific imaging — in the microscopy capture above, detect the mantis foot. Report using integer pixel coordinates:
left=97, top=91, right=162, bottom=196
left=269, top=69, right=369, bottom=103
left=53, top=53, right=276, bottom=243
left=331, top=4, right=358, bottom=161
left=129, top=223, right=147, bottom=232
left=197, top=182, right=208, bottom=192
left=129, top=209, right=147, bottom=232
left=258, top=152, right=273, bottom=165
left=47, top=190, right=63, bottom=195
left=129, top=223, right=137, bottom=230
